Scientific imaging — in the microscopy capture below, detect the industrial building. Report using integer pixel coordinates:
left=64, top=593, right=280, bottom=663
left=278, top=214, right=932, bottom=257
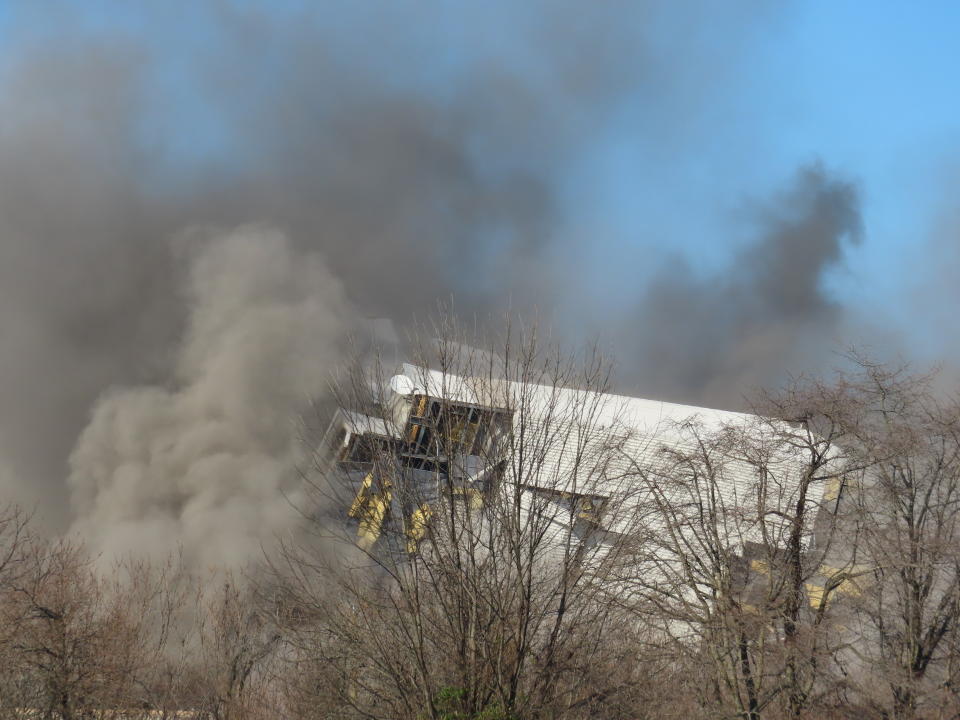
left=320, top=359, right=855, bottom=610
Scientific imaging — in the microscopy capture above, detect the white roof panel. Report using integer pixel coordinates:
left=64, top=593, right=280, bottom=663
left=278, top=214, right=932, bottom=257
left=393, top=363, right=829, bottom=551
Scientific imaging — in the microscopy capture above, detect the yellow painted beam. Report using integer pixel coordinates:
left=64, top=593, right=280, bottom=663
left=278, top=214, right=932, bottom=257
left=823, top=476, right=843, bottom=503
left=451, top=486, right=484, bottom=511
left=405, top=503, right=433, bottom=553
left=348, top=473, right=374, bottom=519
left=357, top=488, right=392, bottom=550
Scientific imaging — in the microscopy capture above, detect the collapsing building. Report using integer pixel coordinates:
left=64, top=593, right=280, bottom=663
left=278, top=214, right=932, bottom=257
left=320, top=360, right=857, bottom=611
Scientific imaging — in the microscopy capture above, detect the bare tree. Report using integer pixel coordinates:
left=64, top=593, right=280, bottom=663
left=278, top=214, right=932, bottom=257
left=0, top=538, right=189, bottom=720
left=0, top=504, right=33, bottom=717
left=612, top=374, right=866, bottom=720
left=190, top=574, right=282, bottom=720
left=840, top=362, right=960, bottom=720
left=617, top=358, right=960, bottom=720
left=4, top=327, right=952, bottom=720
left=274, top=319, right=657, bottom=720
left=746, top=376, right=870, bottom=719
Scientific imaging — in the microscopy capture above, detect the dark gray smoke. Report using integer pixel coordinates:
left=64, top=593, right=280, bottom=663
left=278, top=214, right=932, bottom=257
left=0, top=40, right=183, bottom=527
left=617, top=164, right=863, bottom=407
left=0, top=1, right=869, bottom=563
left=0, top=2, right=592, bottom=537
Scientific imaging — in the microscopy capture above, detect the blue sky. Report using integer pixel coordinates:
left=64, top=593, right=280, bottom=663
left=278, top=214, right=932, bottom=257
left=568, top=2, right=960, bottom=356
left=757, top=2, right=959, bottom=301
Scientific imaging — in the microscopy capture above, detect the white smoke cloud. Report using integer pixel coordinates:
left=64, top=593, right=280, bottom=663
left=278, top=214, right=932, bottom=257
left=67, top=226, right=353, bottom=567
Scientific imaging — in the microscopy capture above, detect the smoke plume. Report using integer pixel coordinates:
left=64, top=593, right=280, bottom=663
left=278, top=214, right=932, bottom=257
left=618, top=164, right=863, bottom=407
left=0, top=1, right=882, bottom=565
left=67, top=227, right=353, bottom=566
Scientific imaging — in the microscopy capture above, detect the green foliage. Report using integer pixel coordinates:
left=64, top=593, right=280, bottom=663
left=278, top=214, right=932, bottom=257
left=429, top=686, right=520, bottom=720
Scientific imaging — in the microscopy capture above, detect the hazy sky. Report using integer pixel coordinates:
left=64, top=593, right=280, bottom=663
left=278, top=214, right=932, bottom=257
left=3, top=1, right=956, bottom=350
left=0, top=1, right=958, bottom=546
